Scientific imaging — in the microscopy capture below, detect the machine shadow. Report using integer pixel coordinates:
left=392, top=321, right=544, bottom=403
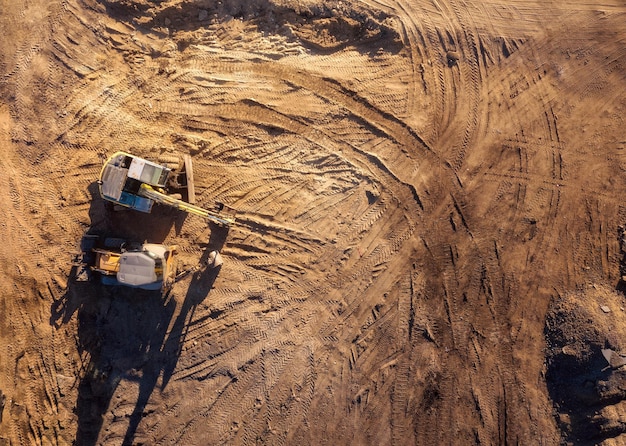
left=50, top=182, right=226, bottom=446
left=122, top=224, right=228, bottom=445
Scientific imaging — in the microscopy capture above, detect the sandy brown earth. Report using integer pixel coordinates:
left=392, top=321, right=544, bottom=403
left=0, top=0, right=625, bottom=445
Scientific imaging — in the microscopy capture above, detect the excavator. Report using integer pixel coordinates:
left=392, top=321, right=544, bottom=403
left=97, top=151, right=234, bottom=226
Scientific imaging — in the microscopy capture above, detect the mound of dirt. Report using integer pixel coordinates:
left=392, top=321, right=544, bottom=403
left=545, top=284, right=626, bottom=444
left=98, top=0, right=400, bottom=51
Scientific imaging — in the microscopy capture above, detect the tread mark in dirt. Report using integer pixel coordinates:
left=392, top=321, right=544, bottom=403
left=447, top=0, right=485, bottom=171
left=391, top=273, right=413, bottom=444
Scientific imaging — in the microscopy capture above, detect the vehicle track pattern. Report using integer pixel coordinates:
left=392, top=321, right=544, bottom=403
left=0, top=0, right=625, bottom=445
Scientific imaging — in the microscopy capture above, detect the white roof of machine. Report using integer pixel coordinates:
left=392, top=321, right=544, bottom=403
left=117, top=251, right=158, bottom=286
left=128, top=157, right=164, bottom=186
left=127, top=157, right=146, bottom=182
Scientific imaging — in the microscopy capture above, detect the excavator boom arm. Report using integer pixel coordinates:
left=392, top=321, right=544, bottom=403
left=139, top=184, right=234, bottom=226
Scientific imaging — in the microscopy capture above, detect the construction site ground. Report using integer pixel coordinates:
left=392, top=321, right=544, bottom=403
left=1, top=0, right=625, bottom=445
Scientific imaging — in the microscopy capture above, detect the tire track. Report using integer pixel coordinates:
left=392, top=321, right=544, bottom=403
left=439, top=0, right=485, bottom=171
left=390, top=273, right=412, bottom=445
left=363, top=0, right=447, bottom=144
left=163, top=147, right=416, bottom=442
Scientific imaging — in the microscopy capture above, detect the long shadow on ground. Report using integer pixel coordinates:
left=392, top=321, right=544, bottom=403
left=122, top=229, right=227, bottom=446
left=50, top=182, right=228, bottom=445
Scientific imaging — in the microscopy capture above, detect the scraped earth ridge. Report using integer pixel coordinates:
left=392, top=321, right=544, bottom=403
left=0, top=0, right=625, bottom=444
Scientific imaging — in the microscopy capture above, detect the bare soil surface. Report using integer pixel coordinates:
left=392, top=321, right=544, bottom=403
left=0, top=0, right=625, bottom=445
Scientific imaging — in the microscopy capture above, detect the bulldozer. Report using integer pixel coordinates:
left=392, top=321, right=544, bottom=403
left=72, top=236, right=178, bottom=291
left=71, top=235, right=223, bottom=292
left=98, top=151, right=234, bottom=226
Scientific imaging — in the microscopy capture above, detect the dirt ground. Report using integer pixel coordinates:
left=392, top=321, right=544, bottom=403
left=0, top=0, right=625, bottom=445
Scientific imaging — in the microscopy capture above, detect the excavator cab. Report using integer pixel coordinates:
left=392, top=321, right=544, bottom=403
left=99, top=152, right=172, bottom=213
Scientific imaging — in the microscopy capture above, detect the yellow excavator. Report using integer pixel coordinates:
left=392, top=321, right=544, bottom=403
left=98, top=151, right=234, bottom=226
